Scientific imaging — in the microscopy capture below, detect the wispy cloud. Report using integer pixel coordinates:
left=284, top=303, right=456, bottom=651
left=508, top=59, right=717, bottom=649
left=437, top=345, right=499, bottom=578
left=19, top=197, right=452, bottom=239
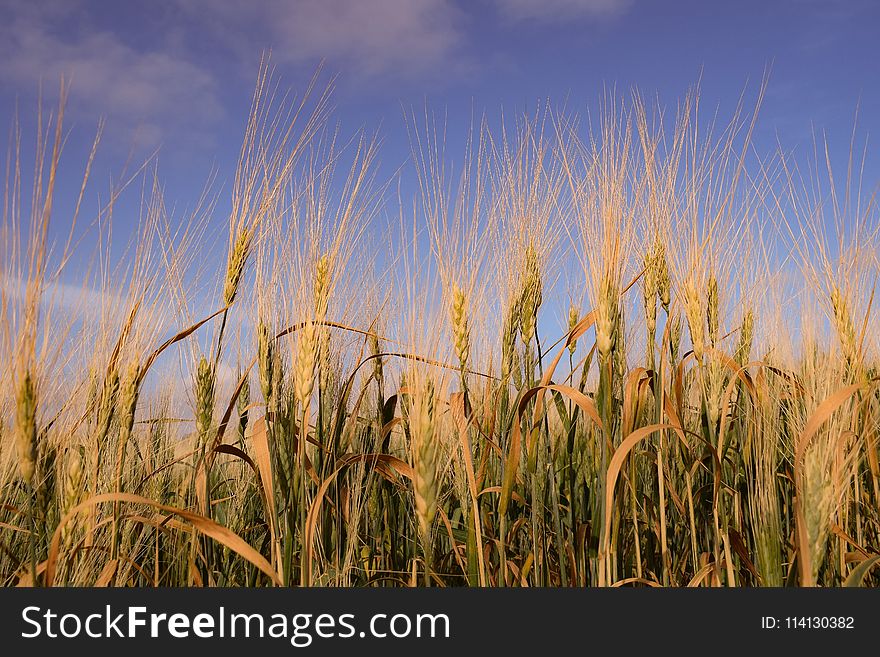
left=0, top=0, right=635, bottom=151
left=490, top=0, right=633, bottom=23
left=0, top=0, right=223, bottom=148
left=174, top=0, right=467, bottom=78
left=0, top=272, right=176, bottom=338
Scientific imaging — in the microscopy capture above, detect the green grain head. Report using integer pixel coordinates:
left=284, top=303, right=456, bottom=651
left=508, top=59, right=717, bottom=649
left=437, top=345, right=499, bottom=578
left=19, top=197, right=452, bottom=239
left=15, top=369, right=38, bottom=483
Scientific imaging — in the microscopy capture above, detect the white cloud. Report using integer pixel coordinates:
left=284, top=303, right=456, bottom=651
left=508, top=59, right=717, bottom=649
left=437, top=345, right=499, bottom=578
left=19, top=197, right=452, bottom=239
left=0, top=0, right=224, bottom=148
left=0, top=272, right=176, bottom=337
left=275, top=0, right=463, bottom=75
left=491, top=0, right=632, bottom=22
left=174, top=0, right=466, bottom=78
left=0, top=0, right=635, bottom=153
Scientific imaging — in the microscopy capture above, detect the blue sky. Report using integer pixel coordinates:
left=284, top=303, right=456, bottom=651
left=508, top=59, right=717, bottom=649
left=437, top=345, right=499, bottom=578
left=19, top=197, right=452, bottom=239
left=1, top=0, right=878, bottom=266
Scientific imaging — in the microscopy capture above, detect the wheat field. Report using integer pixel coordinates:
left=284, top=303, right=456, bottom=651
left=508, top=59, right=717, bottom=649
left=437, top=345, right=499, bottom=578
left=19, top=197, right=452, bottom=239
left=2, top=64, right=879, bottom=588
